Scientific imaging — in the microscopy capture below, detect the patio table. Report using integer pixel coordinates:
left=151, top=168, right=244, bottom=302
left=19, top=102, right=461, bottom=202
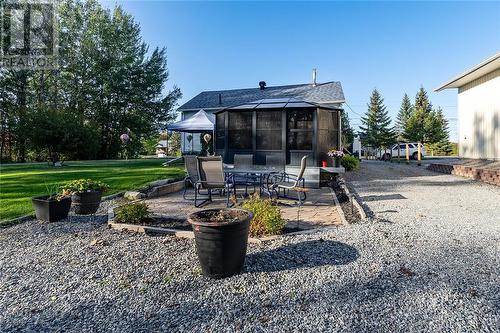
left=223, top=166, right=283, bottom=195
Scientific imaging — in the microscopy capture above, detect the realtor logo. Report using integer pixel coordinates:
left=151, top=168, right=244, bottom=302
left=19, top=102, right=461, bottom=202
left=1, top=0, right=58, bottom=69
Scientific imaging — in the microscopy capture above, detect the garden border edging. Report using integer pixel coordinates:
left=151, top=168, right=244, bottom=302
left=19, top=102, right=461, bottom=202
left=107, top=205, right=336, bottom=244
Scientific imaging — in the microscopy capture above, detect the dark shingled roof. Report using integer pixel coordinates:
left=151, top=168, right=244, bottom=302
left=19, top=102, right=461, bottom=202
left=216, top=98, right=343, bottom=114
left=178, top=81, right=344, bottom=111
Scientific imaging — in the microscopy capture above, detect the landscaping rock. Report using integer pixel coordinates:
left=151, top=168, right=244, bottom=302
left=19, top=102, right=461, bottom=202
left=148, top=179, right=172, bottom=188
left=124, top=191, right=145, bottom=200
left=0, top=162, right=499, bottom=332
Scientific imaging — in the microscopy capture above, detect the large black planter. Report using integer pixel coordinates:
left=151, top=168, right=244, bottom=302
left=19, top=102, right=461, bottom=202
left=72, top=190, right=102, bottom=215
left=188, top=208, right=253, bottom=279
left=32, top=195, right=72, bottom=222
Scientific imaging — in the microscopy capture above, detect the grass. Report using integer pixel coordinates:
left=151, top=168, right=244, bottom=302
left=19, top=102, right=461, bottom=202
left=0, top=159, right=185, bottom=223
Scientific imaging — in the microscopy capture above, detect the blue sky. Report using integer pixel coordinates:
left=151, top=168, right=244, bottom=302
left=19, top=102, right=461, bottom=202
left=100, top=1, right=500, bottom=141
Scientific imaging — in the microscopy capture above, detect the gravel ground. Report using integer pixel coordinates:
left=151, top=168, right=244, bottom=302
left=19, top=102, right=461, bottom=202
left=1, top=160, right=499, bottom=332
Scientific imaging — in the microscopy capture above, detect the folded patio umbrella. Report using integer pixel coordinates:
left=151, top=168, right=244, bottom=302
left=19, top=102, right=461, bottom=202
left=167, top=109, right=215, bottom=133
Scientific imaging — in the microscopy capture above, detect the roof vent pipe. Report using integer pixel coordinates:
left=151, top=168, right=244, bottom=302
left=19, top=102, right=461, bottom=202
left=259, top=81, right=266, bottom=90
left=218, top=93, right=222, bottom=104
left=312, top=68, right=317, bottom=87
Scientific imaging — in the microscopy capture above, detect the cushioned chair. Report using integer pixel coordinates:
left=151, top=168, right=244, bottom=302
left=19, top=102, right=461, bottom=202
left=271, top=155, right=307, bottom=204
left=183, top=155, right=199, bottom=200
left=195, top=156, right=235, bottom=208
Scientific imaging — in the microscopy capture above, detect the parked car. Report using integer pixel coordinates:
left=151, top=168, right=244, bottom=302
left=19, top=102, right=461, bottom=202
left=377, top=143, right=426, bottom=160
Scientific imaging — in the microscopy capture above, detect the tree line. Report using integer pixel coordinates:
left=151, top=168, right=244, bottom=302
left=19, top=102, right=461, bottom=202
left=0, top=0, right=181, bottom=163
left=359, top=87, right=452, bottom=155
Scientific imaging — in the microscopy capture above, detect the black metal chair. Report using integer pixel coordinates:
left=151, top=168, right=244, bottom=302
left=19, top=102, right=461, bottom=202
left=194, top=156, right=235, bottom=208
left=233, top=154, right=258, bottom=195
left=264, top=154, right=285, bottom=194
left=271, top=155, right=307, bottom=205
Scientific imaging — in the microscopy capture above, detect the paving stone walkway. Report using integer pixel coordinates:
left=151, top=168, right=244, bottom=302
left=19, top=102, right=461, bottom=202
left=146, top=187, right=343, bottom=229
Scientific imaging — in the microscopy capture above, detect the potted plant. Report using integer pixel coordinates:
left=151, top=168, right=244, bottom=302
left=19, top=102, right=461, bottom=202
left=327, top=148, right=344, bottom=167
left=32, top=184, right=72, bottom=222
left=188, top=208, right=253, bottom=279
left=61, top=179, right=109, bottom=215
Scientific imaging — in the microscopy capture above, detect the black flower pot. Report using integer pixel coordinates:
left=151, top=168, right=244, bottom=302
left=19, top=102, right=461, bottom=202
left=32, top=195, right=72, bottom=222
left=188, top=208, right=253, bottom=279
left=72, top=190, right=102, bottom=215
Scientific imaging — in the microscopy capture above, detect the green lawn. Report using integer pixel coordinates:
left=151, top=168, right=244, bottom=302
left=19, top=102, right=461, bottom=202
left=0, top=159, right=185, bottom=223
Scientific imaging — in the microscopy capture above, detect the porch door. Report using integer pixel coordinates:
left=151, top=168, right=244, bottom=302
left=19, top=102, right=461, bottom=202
left=286, top=109, right=314, bottom=165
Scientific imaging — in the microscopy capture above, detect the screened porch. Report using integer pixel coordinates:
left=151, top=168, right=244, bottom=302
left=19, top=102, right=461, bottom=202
left=214, top=98, right=343, bottom=167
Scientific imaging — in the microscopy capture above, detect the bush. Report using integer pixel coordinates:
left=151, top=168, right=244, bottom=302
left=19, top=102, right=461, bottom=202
left=61, top=179, right=109, bottom=195
left=115, top=202, right=151, bottom=224
left=341, top=155, right=360, bottom=171
left=241, top=194, right=285, bottom=237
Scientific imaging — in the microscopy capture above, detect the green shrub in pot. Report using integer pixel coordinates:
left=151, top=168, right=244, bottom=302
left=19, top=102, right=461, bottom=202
left=60, top=179, right=109, bottom=195
left=61, top=179, right=109, bottom=215
left=31, top=183, right=72, bottom=222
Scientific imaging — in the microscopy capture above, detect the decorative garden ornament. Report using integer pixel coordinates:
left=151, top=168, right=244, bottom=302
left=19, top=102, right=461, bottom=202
left=203, top=133, right=212, bottom=144
left=120, top=133, right=130, bottom=144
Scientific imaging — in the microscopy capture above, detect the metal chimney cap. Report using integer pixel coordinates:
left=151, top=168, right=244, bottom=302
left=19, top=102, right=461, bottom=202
left=259, top=81, right=266, bottom=90
left=312, top=68, right=317, bottom=87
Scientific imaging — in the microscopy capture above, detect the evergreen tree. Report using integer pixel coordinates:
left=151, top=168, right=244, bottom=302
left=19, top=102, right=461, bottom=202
left=436, top=107, right=450, bottom=142
left=405, top=86, right=433, bottom=143
left=341, top=111, right=354, bottom=147
left=359, top=89, right=396, bottom=148
left=414, top=86, right=433, bottom=113
left=426, top=107, right=452, bottom=155
left=395, top=93, right=412, bottom=141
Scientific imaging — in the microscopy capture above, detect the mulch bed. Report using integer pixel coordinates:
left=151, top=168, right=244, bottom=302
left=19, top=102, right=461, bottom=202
left=331, top=183, right=361, bottom=223
left=138, top=216, right=192, bottom=231
left=113, top=214, right=310, bottom=235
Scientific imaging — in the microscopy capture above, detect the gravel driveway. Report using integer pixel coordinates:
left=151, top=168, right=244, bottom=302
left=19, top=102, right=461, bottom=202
left=1, top=160, right=499, bottom=332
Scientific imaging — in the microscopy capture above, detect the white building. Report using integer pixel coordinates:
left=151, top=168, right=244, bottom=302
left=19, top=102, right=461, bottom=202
left=436, top=52, right=500, bottom=160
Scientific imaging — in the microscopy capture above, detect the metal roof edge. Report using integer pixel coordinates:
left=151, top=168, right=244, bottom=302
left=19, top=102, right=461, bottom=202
left=435, top=52, right=500, bottom=92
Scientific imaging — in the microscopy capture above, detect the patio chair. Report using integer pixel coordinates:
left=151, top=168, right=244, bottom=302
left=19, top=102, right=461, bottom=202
left=264, top=154, right=285, bottom=194
left=183, top=155, right=199, bottom=200
left=271, top=155, right=307, bottom=205
left=233, top=154, right=258, bottom=195
left=195, top=156, right=235, bottom=208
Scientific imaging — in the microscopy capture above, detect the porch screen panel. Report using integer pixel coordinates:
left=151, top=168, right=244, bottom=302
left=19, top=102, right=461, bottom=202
left=216, top=112, right=225, bottom=149
left=228, top=111, right=252, bottom=149
left=287, top=109, right=313, bottom=150
left=318, top=109, right=339, bottom=149
left=256, top=111, right=281, bottom=150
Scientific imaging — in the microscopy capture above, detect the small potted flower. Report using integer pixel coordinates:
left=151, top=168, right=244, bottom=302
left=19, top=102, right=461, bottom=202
left=327, top=148, right=344, bottom=167
left=188, top=208, right=253, bottom=279
left=32, top=184, right=72, bottom=222
left=61, top=179, right=109, bottom=215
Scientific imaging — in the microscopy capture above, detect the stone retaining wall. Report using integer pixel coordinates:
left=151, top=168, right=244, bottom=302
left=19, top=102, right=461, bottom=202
left=427, top=163, right=500, bottom=186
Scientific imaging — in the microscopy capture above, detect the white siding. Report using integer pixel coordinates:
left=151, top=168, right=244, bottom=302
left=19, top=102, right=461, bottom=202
left=457, top=68, right=500, bottom=159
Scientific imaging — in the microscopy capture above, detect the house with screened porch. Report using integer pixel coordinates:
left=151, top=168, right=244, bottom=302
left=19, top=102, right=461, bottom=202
left=177, top=75, right=346, bottom=187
